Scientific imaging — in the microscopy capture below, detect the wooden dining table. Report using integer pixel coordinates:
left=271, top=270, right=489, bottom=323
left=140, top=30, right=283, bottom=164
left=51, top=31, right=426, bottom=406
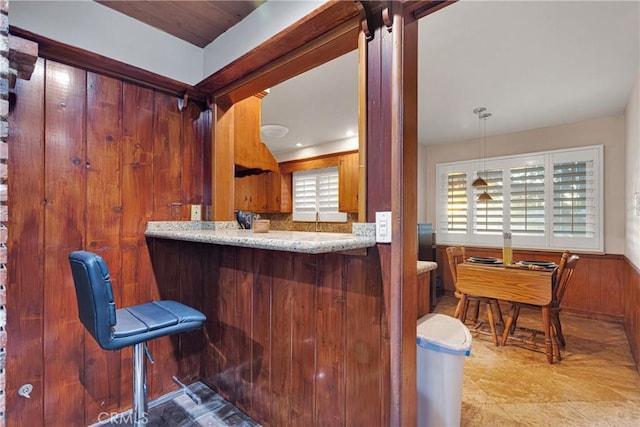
left=456, top=262, right=558, bottom=363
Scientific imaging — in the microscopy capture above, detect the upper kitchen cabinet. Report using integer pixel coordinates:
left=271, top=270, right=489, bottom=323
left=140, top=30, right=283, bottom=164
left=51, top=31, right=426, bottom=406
left=235, top=171, right=286, bottom=213
left=338, top=152, right=358, bottom=213
left=233, top=92, right=279, bottom=176
left=229, top=91, right=284, bottom=213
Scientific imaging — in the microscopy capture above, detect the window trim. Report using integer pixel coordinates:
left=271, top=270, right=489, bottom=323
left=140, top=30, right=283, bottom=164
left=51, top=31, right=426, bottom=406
left=436, top=145, right=603, bottom=252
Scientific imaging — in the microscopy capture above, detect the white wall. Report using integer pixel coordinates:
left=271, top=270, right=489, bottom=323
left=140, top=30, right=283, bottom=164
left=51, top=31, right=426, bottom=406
left=274, top=137, right=358, bottom=163
left=10, top=0, right=326, bottom=85
left=203, top=1, right=325, bottom=77
left=625, top=75, right=640, bottom=268
left=420, top=116, right=626, bottom=254
left=10, top=0, right=203, bottom=84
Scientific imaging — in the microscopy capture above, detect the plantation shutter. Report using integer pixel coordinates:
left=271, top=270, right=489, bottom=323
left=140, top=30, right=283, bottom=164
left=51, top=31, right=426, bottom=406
left=317, top=168, right=339, bottom=213
left=510, top=165, right=545, bottom=236
left=552, top=160, right=595, bottom=237
left=292, top=167, right=346, bottom=222
left=474, top=169, right=503, bottom=234
left=445, top=172, right=467, bottom=232
left=293, top=171, right=317, bottom=221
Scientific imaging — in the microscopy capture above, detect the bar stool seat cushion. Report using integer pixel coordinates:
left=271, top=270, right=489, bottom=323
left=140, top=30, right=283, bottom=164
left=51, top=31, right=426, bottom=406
left=112, top=301, right=205, bottom=346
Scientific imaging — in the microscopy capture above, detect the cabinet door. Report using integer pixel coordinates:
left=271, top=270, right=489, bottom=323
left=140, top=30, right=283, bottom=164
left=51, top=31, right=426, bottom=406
left=234, top=174, right=256, bottom=211
left=234, top=172, right=281, bottom=212
left=338, top=152, right=358, bottom=213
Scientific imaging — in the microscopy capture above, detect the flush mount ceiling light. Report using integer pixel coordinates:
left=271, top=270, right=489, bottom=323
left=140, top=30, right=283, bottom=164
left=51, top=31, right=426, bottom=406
left=261, top=124, right=289, bottom=139
left=472, top=107, right=493, bottom=201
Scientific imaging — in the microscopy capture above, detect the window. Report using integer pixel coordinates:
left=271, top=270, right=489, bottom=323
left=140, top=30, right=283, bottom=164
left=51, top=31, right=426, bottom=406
left=436, top=146, right=603, bottom=252
left=292, top=167, right=347, bottom=222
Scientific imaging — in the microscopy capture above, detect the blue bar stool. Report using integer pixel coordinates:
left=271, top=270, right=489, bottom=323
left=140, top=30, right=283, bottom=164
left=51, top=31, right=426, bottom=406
left=68, top=251, right=206, bottom=426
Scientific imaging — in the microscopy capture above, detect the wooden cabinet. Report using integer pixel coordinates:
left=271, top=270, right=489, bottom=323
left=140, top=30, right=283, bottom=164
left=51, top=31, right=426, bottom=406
left=235, top=171, right=283, bottom=212
left=233, top=92, right=278, bottom=174
left=338, top=152, right=358, bottom=213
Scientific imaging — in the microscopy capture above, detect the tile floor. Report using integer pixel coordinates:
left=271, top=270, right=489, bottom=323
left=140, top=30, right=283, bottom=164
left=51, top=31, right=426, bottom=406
left=434, top=296, right=640, bottom=427
left=93, top=382, right=260, bottom=427
left=98, top=296, right=640, bottom=426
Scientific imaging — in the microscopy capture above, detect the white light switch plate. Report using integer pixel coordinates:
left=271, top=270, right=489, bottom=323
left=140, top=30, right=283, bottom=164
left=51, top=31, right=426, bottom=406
left=376, top=211, right=392, bottom=243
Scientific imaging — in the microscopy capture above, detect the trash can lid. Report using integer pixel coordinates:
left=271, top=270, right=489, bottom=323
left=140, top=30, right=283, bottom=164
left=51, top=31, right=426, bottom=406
left=416, top=313, right=472, bottom=356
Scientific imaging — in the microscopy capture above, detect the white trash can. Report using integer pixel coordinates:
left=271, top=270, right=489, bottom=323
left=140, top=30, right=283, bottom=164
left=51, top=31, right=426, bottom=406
left=416, top=313, right=472, bottom=427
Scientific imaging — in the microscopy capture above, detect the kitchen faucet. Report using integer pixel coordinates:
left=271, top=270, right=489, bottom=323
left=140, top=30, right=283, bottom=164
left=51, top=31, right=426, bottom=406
left=315, top=211, right=320, bottom=232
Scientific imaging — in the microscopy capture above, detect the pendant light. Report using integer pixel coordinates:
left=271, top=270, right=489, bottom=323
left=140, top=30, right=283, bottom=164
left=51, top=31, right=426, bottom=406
left=472, top=107, right=492, bottom=201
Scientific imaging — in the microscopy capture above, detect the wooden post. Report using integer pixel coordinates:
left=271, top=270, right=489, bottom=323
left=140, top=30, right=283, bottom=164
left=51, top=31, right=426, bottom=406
left=363, top=3, right=419, bottom=425
left=211, top=101, right=235, bottom=220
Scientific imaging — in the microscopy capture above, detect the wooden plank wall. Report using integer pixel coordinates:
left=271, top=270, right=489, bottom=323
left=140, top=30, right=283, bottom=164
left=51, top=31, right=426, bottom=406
left=146, top=239, right=391, bottom=427
left=6, top=58, right=210, bottom=426
left=435, top=246, right=626, bottom=321
left=625, top=260, right=640, bottom=373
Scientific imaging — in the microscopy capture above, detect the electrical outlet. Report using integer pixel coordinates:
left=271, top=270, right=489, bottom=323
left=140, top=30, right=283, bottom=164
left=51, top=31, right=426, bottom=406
left=190, top=204, right=202, bottom=221
left=375, top=211, right=392, bottom=243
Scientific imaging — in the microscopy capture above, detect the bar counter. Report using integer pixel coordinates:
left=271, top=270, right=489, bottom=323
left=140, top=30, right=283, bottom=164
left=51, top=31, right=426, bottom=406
left=145, top=221, right=377, bottom=254
left=144, top=221, right=437, bottom=426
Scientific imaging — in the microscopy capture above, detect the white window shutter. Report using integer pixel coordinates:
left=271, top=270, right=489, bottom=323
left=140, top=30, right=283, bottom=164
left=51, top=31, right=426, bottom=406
left=292, top=167, right=347, bottom=223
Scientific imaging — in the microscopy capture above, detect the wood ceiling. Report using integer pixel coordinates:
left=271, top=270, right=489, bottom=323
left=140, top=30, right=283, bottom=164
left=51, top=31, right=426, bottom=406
left=96, top=0, right=266, bottom=48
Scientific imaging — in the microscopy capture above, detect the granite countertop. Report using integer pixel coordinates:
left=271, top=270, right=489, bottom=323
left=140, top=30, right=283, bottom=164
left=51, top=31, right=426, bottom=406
left=145, top=221, right=377, bottom=254
left=417, top=260, right=438, bottom=275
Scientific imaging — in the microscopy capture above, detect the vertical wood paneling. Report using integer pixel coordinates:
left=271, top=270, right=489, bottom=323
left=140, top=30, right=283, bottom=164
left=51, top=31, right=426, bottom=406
left=250, top=249, right=272, bottom=420
left=200, top=109, right=213, bottom=209
left=201, top=245, right=222, bottom=393
left=149, top=92, right=185, bottom=397
left=120, top=82, right=156, bottom=409
left=270, top=253, right=293, bottom=426
left=344, top=252, right=384, bottom=426
left=181, top=103, right=204, bottom=207
left=146, top=238, right=182, bottom=399
left=138, top=241, right=390, bottom=427
left=6, top=58, right=45, bottom=427
left=153, top=92, right=183, bottom=220
left=315, top=253, right=346, bottom=426
left=84, top=72, right=123, bottom=421
left=289, top=254, right=317, bottom=426
left=571, top=256, right=597, bottom=313
left=9, top=62, right=207, bottom=425
left=176, top=241, right=207, bottom=381
left=43, top=61, right=87, bottom=426
left=235, top=246, right=254, bottom=410
left=625, top=261, right=640, bottom=372
left=121, top=82, right=155, bottom=299
left=597, top=257, right=623, bottom=316
left=210, top=248, right=238, bottom=400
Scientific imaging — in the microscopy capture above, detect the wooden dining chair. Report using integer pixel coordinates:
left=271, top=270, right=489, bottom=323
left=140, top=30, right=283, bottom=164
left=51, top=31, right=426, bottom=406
left=446, top=246, right=503, bottom=344
left=501, top=250, right=580, bottom=360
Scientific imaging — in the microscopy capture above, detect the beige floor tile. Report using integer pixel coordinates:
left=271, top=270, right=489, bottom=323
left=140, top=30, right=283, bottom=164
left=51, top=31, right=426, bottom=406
left=496, top=402, right=595, bottom=427
left=462, top=377, right=496, bottom=405
left=567, top=400, right=640, bottom=426
left=461, top=403, right=520, bottom=427
left=432, top=295, right=640, bottom=426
